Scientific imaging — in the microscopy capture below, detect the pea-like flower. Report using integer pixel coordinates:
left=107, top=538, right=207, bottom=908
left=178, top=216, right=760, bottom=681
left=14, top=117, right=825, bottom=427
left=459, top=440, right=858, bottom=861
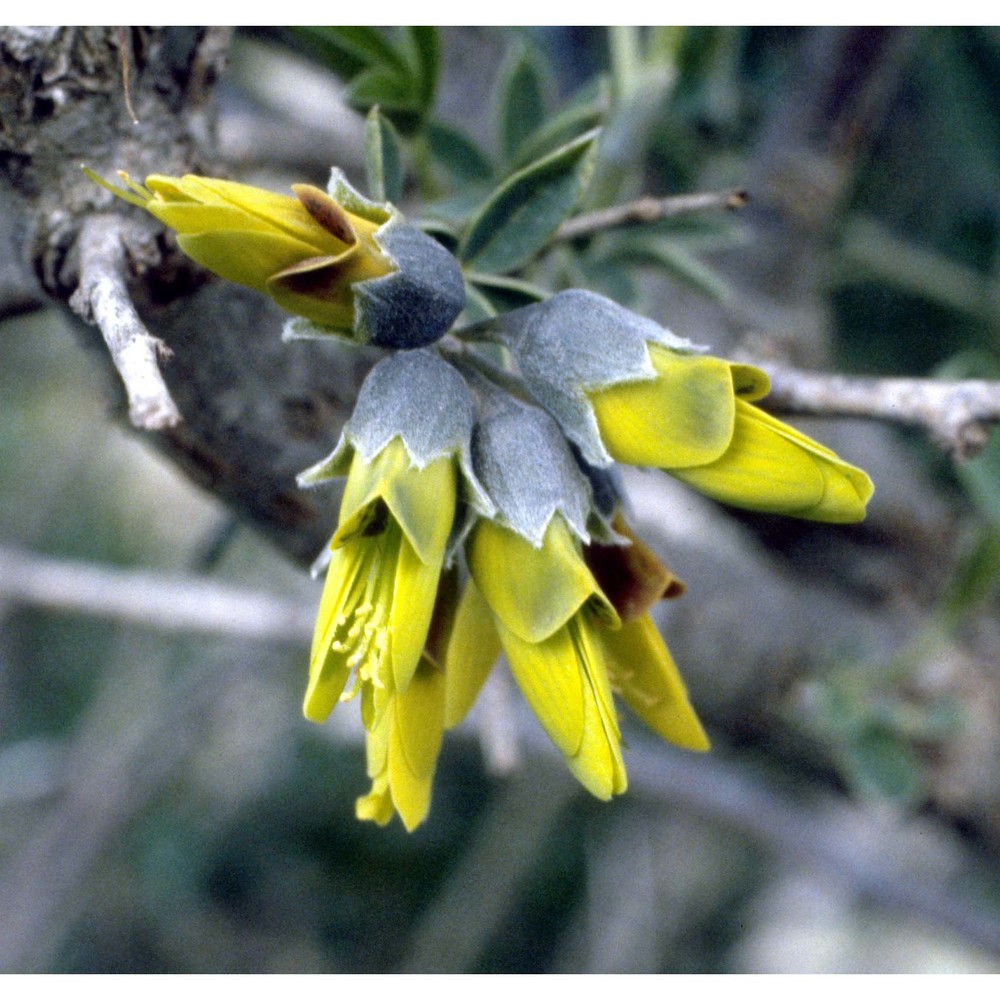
left=303, top=436, right=455, bottom=726
left=438, top=374, right=707, bottom=797
left=445, top=513, right=709, bottom=799
left=490, top=290, right=873, bottom=522
left=466, top=515, right=628, bottom=798
left=588, top=344, right=874, bottom=522
left=86, top=167, right=465, bottom=347
left=298, top=349, right=489, bottom=828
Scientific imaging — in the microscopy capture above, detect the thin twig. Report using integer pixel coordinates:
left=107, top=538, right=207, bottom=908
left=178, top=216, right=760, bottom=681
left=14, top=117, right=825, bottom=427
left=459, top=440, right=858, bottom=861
left=69, top=215, right=181, bottom=431
left=0, top=544, right=313, bottom=641
left=556, top=188, right=748, bottom=242
left=762, top=364, right=1000, bottom=460
left=116, top=26, right=138, bottom=125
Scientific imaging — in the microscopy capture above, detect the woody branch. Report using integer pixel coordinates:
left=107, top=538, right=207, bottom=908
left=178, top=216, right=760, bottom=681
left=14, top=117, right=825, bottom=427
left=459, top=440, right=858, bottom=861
left=761, top=364, right=1000, bottom=459
left=69, top=215, right=181, bottom=431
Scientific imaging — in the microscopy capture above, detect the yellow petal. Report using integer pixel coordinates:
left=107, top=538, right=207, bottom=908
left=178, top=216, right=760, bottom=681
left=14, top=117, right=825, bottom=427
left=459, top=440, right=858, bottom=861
left=381, top=456, right=455, bottom=565
left=389, top=535, right=444, bottom=691
left=266, top=256, right=357, bottom=329
left=729, top=362, right=771, bottom=401
left=602, top=614, right=709, bottom=752
left=672, top=399, right=826, bottom=514
left=565, top=615, right=627, bottom=799
left=150, top=174, right=352, bottom=254
left=443, top=580, right=501, bottom=729
left=266, top=240, right=394, bottom=328
left=468, top=517, right=616, bottom=643
left=302, top=545, right=359, bottom=722
left=392, top=658, right=446, bottom=783
left=356, top=706, right=394, bottom=826
left=176, top=229, right=330, bottom=293
left=811, top=462, right=874, bottom=523
left=388, top=664, right=445, bottom=831
left=674, top=402, right=873, bottom=522
left=145, top=201, right=279, bottom=237
left=355, top=658, right=445, bottom=831
left=355, top=782, right=395, bottom=826
left=756, top=410, right=874, bottom=522
left=337, top=442, right=455, bottom=566
left=496, top=617, right=584, bottom=758
left=588, top=345, right=735, bottom=469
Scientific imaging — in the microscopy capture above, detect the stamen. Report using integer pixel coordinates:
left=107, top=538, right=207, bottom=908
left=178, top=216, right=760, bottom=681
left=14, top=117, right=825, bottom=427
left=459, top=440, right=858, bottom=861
left=317, top=513, right=405, bottom=715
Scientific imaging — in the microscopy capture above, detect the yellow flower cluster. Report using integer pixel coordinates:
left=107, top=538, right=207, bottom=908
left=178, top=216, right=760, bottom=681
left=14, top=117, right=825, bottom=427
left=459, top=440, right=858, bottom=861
left=305, top=347, right=870, bottom=829
left=88, top=170, right=873, bottom=830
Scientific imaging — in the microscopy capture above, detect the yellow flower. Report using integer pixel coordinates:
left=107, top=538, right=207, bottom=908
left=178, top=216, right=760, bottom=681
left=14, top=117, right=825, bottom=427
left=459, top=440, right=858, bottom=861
left=465, top=516, right=628, bottom=799
left=86, top=167, right=467, bottom=346
left=89, top=170, right=393, bottom=329
left=305, top=438, right=455, bottom=729
left=588, top=343, right=873, bottom=522
left=581, top=516, right=709, bottom=753
left=355, top=655, right=446, bottom=832
left=446, top=513, right=711, bottom=797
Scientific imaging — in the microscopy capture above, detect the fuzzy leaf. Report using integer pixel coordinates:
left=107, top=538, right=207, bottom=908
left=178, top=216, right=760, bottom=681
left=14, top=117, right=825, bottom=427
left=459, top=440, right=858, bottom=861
left=508, top=78, right=607, bottom=171
left=364, top=107, right=405, bottom=205
left=498, top=45, right=549, bottom=165
left=425, top=120, right=494, bottom=184
left=459, top=129, right=599, bottom=274
left=403, top=26, right=440, bottom=111
left=311, top=26, right=409, bottom=75
left=347, top=65, right=421, bottom=113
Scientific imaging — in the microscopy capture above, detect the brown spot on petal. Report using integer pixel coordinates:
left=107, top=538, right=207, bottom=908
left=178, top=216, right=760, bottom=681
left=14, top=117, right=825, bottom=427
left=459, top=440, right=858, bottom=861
left=292, top=184, right=356, bottom=245
left=269, top=255, right=343, bottom=296
left=585, top=516, right=684, bottom=624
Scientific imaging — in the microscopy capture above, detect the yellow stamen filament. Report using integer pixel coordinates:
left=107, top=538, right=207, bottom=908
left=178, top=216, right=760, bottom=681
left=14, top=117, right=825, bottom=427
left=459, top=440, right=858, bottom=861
left=323, top=515, right=402, bottom=707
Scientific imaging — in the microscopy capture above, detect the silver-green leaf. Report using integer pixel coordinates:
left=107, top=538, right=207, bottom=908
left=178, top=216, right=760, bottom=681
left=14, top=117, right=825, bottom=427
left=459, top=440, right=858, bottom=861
left=458, top=129, right=600, bottom=275
left=364, top=106, right=405, bottom=205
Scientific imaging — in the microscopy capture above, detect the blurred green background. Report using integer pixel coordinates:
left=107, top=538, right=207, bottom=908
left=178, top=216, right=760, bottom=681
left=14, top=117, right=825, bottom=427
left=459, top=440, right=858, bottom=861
left=1, top=27, right=998, bottom=972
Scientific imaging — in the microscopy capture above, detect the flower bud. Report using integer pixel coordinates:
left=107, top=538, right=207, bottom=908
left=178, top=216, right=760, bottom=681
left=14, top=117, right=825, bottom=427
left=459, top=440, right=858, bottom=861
left=491, top=290, right=873, bottom=523
left=89, top=168, right=464, bottom=347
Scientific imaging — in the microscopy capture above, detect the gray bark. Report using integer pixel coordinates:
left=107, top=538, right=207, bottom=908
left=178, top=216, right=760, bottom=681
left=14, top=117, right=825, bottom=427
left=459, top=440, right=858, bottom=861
left=0, top=26, right=365, bottom=561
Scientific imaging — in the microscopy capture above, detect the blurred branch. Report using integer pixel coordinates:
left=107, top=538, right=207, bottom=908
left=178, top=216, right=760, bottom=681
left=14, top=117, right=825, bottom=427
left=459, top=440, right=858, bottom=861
left=68, top=215, right=181, bottom=431
left=399, top=766, right=578, bottom=972
left=3, top=542, right=998, bottom=962
left=0, top=628, right=280, bottom=973
left=555, top=188, right=748, bottom=242
left=620, top=740, right=1000, bottom=957
left=0, top=281, right=43, bottom=323
left=0, top=189, right=44, bottom=322
left=762, top=365, right=1000, bottom=459
left=217, top=109, right=365, bottom=177
left=0, top=545, right=313, bottom=642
